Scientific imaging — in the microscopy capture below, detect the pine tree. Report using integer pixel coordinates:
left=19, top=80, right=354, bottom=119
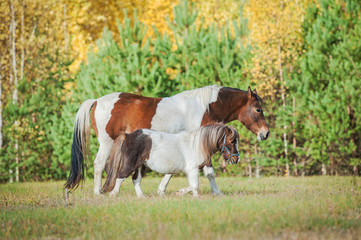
left=296, top=0, right=361, bottom=175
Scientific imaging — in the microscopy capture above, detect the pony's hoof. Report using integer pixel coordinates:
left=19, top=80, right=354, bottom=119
left=109, top=191, right=118, bottom=197
left=157, top=189, right=166, bottom=196
left=176, top=189, right=187, bottom=196
left=213, top=191, right=224, bottom=196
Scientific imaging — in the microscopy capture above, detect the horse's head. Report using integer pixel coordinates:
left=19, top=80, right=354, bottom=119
left=238, top=87, right=269, bottom=141
left=218, top=126, right=240, bottom=164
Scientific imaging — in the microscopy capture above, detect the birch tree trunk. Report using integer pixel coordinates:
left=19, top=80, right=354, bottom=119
left=278, top=41, right=289, bottom=177
left=63, top=3, right=68, bottom=50
left=321, top=163, right=327, bottom=176
left=255, top=145, right=260, bottom=178
left=10, top=0, right=19, bottom=182
left=292, top=97, right=298, bottom=176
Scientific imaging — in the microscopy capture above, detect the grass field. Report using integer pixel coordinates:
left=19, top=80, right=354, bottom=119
left=1, top=176, right=360, bottom=239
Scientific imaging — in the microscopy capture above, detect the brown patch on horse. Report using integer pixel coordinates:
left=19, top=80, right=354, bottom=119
left=90, top=101, right=98, bottom=137
left=105, top=93, right=161, bottom=140
left=202, top=87, right=269, bottom=138
left=201, top=87, right=248, bottom=126
left=238, top=87, right=269, bottom=137
left=101, top=130, right=152, bottom=193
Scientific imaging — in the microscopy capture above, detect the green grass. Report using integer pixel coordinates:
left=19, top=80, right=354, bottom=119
left=1, top=176, right=361, bottom=239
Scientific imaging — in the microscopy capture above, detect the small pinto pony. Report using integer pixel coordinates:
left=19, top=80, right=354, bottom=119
left=65, top=85, right=269, bottom=195
left=101, top=124, right=240, bottom=197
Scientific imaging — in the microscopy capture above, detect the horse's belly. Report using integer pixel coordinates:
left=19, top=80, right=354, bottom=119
left=145, top=153, right=185, bottom=174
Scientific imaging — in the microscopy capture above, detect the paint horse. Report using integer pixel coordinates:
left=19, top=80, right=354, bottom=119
left=65, top=85, right=269, bottom=195
left=101, top=124, right=240, bottom=197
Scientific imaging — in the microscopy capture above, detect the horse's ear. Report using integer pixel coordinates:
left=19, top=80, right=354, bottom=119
left=248, top=86, right=253, bottom=99
left=253, top=88, right=257, bottom=95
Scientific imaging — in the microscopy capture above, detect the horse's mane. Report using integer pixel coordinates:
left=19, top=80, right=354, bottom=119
left=222, top=87, right=263, bottom=104
left=173, top=85, right=222, bottom=111
left=197, top=124, right=239, bottom=164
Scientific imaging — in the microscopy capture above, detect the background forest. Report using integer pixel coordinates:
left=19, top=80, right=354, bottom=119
left=0, top=0, right=360, bottom=182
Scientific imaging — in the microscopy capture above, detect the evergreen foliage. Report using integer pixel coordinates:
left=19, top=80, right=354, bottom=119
left=293, top=0, right=361, bottom=175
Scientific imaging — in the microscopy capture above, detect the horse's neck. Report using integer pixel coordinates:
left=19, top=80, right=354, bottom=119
left=205, top=89, right=248, bottom=124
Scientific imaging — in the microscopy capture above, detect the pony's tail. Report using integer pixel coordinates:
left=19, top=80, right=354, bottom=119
left=64, top=99, right=96, bottom=190
left=101, top=133, right=127, bottom=194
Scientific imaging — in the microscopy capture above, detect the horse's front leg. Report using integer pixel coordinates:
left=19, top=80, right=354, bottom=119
left=203, top=166, right=223, bottom=196
left=157, top=174, right=173, bottom=196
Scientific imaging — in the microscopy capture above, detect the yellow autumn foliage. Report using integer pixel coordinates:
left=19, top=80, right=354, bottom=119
left=244, top=0, right=312, bottom=99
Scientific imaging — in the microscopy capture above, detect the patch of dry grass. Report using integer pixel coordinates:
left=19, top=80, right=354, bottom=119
left=1, top=176, right=360, bottom=239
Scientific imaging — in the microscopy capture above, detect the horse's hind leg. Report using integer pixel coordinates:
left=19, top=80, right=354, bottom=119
left=157, top=174, right=173, bottom=196
left=132, top=167, right=145, bottom=198
left=94, top=143, right=113, bottom=195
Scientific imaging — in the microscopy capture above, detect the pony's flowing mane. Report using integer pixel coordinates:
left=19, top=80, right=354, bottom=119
left=173, top=85, right=222, bottom=111
left=197, top=124, right=239, bottom=164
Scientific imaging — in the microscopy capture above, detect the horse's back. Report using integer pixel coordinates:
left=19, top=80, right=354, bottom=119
left=92, top=92, right=161, bottom=140
left=91, top=86, right=223, bottom=141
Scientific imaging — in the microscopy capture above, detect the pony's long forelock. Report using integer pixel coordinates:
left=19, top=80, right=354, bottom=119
left=198, top=124, right=239, bottom=163
left=101, top=133, right=127, bottom=194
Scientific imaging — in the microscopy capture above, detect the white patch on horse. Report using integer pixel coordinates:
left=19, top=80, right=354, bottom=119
left=93, top=92, right=122, bottom=194
left=94, top=92, right=122, bottom=140
left=150, top=85, right=221, bottom=133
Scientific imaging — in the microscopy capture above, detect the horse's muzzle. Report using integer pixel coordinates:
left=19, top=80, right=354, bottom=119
left=259, top=131, right=269, bottom=140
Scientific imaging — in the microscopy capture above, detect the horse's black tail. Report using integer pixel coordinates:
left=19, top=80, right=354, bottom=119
left=101, top=133, right=127, bottom=194
left=64, top=99, right=96, bottom=190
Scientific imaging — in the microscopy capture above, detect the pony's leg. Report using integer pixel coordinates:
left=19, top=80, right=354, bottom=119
left=204, top=166, right=223, bottom=195
left=157, top=174, right=173, bottom=196
left=177, top=169, right=199, bottom=197
left=109, top=178, right=125, bottom=196
left=188, top=169, right=199, bottom=197
left=94, top=143, right=112, bottom=195
left=132, top=168, right=145, bottom=198
left=177, top=186, right=193, bottom=196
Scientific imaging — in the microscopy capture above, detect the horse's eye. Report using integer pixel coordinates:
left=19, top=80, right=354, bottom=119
left=256, top=109, right=261, bottom=113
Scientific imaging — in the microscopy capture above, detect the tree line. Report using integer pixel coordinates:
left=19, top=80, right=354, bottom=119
left=0, top=0, right=360, bottom=182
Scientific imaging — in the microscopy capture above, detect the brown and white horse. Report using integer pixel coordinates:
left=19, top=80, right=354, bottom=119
left=101, top=124, right=240, bottom=197
left=64, top=85, right=269, bottom=195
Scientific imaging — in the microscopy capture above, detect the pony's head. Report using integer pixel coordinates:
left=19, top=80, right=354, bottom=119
left=201, top=124, right=240, bottom=165
left=238, top=87, right=269, bottom=141
left=218, top=125, right=240, bottom=164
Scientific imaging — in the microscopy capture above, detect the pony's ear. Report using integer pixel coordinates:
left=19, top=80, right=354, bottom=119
left=253, top=88, right=257, bottom=95
left=248, top=86, right=253, bottom=99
